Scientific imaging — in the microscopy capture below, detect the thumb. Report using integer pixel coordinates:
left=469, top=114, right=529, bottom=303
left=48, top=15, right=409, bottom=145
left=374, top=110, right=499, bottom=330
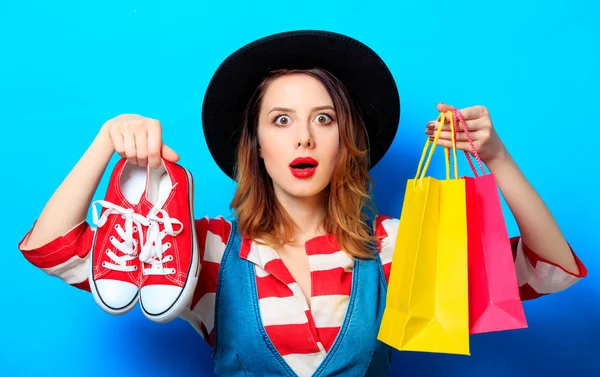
left=161, top=144, right=180, bottom=162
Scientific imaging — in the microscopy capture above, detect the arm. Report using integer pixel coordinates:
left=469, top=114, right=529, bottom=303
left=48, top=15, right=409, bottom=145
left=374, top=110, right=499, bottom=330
left=17, top=126, right=114, bottom=291
left=431, top=104, right=581, bottom=273
left=439, top=103, right=580, bottom=275
left=19, top=115, right=180, bottom=289
left=487, top=151, right=579, bottom=275
left=22, top=114, right=180, bottom=250
left=429, top=103, right=586, bottom=297
left=20, top=127, right=114, bottom=250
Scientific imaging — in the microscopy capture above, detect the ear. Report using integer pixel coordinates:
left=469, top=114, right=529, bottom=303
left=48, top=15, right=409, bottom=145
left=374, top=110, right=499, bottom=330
left=256, top=132, right=263, bottom=158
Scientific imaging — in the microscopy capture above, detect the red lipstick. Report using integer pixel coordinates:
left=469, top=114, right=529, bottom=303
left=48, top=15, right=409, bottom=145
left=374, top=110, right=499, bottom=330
left=289, top=157, right=318, bottom=178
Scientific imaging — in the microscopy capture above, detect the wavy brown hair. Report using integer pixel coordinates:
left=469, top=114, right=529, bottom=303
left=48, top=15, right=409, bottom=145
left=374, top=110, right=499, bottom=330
left=229, top=68, right=378, bottom=259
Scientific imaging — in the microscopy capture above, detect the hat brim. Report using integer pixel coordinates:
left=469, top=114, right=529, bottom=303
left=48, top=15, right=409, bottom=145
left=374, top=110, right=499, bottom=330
left=202, top=30, right=400, bottom=179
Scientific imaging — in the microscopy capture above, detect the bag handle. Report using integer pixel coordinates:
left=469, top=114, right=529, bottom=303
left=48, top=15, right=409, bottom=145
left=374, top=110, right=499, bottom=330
left=452, top=108, right=487, bottom=177
left=414, top=111, right=458, bottom=188
left=445, top=111, right=459, bottom=180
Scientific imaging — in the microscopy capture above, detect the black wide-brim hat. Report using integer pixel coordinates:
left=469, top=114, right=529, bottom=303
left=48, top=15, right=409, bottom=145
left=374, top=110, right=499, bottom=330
left=202, top=30, right=401, bottom=179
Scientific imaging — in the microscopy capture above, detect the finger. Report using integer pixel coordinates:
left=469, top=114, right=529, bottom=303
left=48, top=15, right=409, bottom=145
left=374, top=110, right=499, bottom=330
left=456, top=105, right=488, bottom=121
left=427, top=118, right=485, bottom=132
left=147, top=120, right=162, bottom=169
left=429, top=129, right=489, bottom=148
left=436, top=103, right=455, bottom=113
left=123, top=130, right=138, bottom=166
left=161, top=144, right=180, bottom=163
left=427, top=137, right=472, bottom=151
left=135, top=126, right=148, bottom=167
left=425, top=129, right=470, bottom=142
left=435, top=110, right=454, bottom=123
left=108, top=125, right=126, bottom=158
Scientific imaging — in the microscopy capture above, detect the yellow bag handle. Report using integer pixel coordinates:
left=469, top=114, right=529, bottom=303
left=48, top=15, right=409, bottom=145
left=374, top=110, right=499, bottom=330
left=413, top=111, right=458, bottom=188
left=446, top=111, right=459, bottom=180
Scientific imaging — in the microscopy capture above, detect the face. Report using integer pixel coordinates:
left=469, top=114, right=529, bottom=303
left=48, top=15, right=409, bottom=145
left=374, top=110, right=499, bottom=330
left=257, top=73, right=340, bottom=202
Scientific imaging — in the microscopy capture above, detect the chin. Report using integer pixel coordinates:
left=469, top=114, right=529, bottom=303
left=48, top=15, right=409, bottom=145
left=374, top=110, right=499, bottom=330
left=286, top=188, right=325, bottom=198
left=277, top=178, right=330, bottom=200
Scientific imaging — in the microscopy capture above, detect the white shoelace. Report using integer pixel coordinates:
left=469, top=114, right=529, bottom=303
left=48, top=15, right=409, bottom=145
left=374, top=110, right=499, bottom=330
left=92, top=200, right=149, bottom=273
left=139, top=206, right=184, bottom=276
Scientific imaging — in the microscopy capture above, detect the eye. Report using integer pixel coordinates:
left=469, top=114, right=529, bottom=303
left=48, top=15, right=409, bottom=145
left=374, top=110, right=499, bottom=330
left=274, top=114, right=292, bottom=126
left=314, top=113, right=333, bottom=124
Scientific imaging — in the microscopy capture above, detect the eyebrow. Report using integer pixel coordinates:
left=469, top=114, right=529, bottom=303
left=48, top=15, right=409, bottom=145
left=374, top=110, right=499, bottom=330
left=268, top=105, right=335, bottom=114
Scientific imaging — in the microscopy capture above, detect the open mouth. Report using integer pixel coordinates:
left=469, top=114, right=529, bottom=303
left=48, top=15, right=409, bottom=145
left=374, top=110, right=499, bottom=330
left=290, top=163, right=317, bottom=169
left=289, top=157, right=318, bottom=178
left=289, top=157, right=318, bottom=168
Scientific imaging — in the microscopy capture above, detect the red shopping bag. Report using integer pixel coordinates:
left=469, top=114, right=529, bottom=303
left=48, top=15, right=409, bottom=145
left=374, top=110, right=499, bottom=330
left=452, top=109, right=528, bottom=335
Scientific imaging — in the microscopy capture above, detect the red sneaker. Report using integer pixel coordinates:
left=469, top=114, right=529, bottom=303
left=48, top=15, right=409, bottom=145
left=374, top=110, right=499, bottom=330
left=89, top=159, right=149, bottom=315
left=137, top=159, right=199, bottom=323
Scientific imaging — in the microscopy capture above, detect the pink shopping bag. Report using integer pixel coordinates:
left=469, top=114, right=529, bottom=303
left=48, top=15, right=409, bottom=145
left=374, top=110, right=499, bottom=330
left=453, top=109, right=528, bottom=334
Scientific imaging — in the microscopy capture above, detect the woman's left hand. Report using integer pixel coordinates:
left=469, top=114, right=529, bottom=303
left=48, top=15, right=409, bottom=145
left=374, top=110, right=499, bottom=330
left=425, top=102, right=508, bottom=166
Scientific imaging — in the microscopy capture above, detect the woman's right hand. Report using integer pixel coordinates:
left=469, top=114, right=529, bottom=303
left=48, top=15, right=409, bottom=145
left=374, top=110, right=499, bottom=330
left=101, top=114, right=180, bottom=168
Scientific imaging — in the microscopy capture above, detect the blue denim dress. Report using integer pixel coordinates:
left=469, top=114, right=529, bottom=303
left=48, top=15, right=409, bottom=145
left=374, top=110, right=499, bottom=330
left=211, top=217, right=392, bottom=376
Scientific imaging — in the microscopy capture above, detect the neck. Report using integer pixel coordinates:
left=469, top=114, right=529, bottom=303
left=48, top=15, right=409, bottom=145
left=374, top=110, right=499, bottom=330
left=274, top=187, right=328, bottom=245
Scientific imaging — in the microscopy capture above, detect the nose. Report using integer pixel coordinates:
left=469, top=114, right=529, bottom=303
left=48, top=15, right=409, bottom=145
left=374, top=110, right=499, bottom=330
left=296, top=122, right=314, bottom=149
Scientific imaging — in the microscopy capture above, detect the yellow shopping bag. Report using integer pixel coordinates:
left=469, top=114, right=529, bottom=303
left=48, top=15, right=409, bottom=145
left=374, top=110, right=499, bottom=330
left=377, top=111, right=470, bottom=355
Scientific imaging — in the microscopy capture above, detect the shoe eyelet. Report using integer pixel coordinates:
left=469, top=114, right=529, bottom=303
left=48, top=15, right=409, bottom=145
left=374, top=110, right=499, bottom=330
left=133, top=226, right=137, bottom=232
left=105, top=249, right=110, bottom=254
left=133, top=266, right=138, bottom=271
left=102, top=262, right=106, bottom=267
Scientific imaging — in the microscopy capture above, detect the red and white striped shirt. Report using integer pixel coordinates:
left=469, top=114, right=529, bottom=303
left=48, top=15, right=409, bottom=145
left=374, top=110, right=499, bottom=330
left=18, top=214, right=586, bottom=377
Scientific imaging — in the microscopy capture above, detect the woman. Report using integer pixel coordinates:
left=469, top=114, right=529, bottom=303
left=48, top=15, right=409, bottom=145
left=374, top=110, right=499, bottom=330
left=17, top=31, right=585, bottom=376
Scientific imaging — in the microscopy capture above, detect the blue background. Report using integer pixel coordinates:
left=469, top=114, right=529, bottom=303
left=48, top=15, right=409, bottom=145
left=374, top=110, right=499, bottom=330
left=2, top=0, right=598, bottom=376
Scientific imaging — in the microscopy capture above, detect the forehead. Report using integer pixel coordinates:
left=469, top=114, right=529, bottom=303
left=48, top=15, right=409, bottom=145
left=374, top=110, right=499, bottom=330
left=261, top=73, right=333, bottom=108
